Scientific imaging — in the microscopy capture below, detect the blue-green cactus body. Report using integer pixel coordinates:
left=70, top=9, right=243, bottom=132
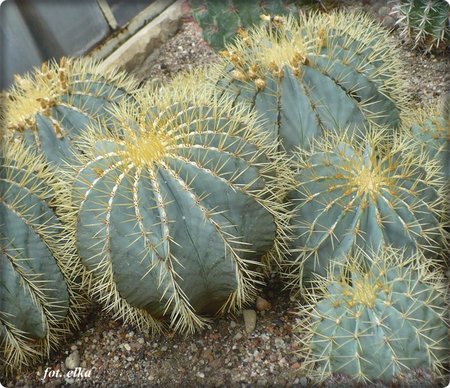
left=0, top=142, right=83, bottom=373
left=298, top=253, right=449, bottom=382
left=215, top=12, right=407, bottom=153
left=286, top=134, right=443, bottom=287
left=70, top=99, right=286, bottom=332
left=5, top=58, right=136, bottom=166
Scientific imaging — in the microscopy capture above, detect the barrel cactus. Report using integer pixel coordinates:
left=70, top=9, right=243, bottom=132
left=213, top=11, right=408, bottom=153
left=62, top=82, right=292, bottom=334
left=189, top=0, right=299, bottom=51
left=284, top=130, right=446, bottom=289
left=3, top=56, right=137, bottom=166
left=0, top=141, right=85, bottom=374
left=393, top=0, right=450, bottom=51
left=296, top=248, right=449, bottom=383
left=402, top=98, right=449, bottom=181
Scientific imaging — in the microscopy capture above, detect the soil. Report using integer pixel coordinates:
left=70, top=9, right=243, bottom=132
left=3, top=1, right=449, bottom=387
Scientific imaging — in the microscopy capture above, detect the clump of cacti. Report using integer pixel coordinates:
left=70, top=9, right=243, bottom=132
left=3, top=57, right=137, bottom=166
left=284, top=129, right=446, bottom=289
left=213, top=11, right=408, bottom=153
left=393, top=0, right=450, bottom=51
left=0, top=141, right=85, bottom=374
left=189, top=0, right=299, bottom=51
left=62, top=78, right=292, bottom=334
left=296, top=248, right=450, bottom=384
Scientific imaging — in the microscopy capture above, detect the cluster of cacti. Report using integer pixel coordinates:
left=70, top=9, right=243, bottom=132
left=62, top=81, right=292, bottom=333
left=212, top=11, right=408, bottom=153
left=393, top=0, right=450, bottom=51
left=0, top=141, right=85, bottom=374
left=3, top=57, right=137, bottom=166
left=2, top=4, right=449, bottom=384
left=189, top=0, right=300, bottom=51
left=284, top=129, right=447, bottom=289
left=296, top=248, right=449, bottom=383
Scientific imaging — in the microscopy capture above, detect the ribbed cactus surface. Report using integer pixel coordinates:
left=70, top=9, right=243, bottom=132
left=285, top=131, right=445, bottom=288
left=214, top=11, right=408, bottom=153
left=296, top=249, right=449, bottom=383
left=0, top=141, right=84, bottom=373
left=65, top=86, right=290, bottom=333
left=4, top=57, right=137, bottom=166
left=393, top=0, right=450, bottom=51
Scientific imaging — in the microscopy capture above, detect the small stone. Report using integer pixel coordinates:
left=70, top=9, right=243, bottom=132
left=190, top=343, right=198, bottom=353
left=274, top=337, right=285, bottom=349
left=65, top=350, right=80, bottom=369
left=255, top=296, right=271, bottom=311
left=64, top=377, right=75, bottom=385
left=291, top=362, right=301, bottom=369
left=70, top=345, right=78, bottom=351
left=123, top=343, right=131, bottom=352
left=196, top=371, right=205, bottom=378
left=161, top=346, right=168, bottom=352
left=242, top=309, right=257, bottom=333
left=300, top=376, right=308, bottom=386
left=230, top=320, right=237, bottom=328
left=233, top=332, right=243, bottom=341
left=137, top=337, right=145, bottom=345
left=382, top=16, right=396, bottom=29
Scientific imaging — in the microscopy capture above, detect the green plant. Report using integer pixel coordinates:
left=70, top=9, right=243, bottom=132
left=213, top=11, right=408, bottom=153
left=296, top=248, right=450, bottom=383
left=393, top=0, right=450, bottom=51
left=3, top=57, right=137, bottom=166
left=402, top=98, right=449, bottom=180
left=189, top=0, right=299, bottom=51
left=0, top=141, right=85, bottom=374
left=62, top=79, right=292, bottom=334
left=284, top=130, right=446, bottom=290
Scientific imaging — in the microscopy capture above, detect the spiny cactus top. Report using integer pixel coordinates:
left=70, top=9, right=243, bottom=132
left=393, top=0, right=450, bottom=51
left=213, top=11, right=408, bottom=152
left=3, top=57, right=138, bottom=166
left=63, top=81, right=292, bottom=334
left=296, top=248, right=449, bottom=383
left=285, top=130, right=446, bottom=289
left=0, top=141, right=85, bottom=374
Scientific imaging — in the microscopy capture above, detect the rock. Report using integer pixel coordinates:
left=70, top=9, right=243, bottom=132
left=65, top=350, right=80, bottom=370
left=382, top=16, right=396, bottom=29
left=123, top=343, right=131, bottom=352
left=230, top=320, right=237, bottom=328
left=255, top=296, right=271, bottom=311
left=300, top=376, right=308, bottom=386
left=242, top=309, right=257, bottom=333
left=233, top=332, right=243, bottom=341
left=274, top=337, right=285, bottom=349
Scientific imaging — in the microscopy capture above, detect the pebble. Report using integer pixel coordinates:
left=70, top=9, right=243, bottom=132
left=196, top=372, right=205, bottom=378
left=255, top=296, right=271, bottom=311
left=242, top=309, right=257, bottom=333
left=300, top=376, right=308, bottom=386
left=230, top=320, right=237, bottom=328
left=233, top=332, right=243, bottom=341
left=65, top=350, right=80, bottom=369
left=123, top=343, right=131, bottom=352
left=274, top=337, right=286, bottom=349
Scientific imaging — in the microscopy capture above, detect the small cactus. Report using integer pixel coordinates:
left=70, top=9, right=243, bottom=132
left=213, top=11, right=408, bottom=153
left=393, top=0, right=450, bottom=51
left=0, top=141, right=85, bottom=374
left=285, top=129, right=446, bottom=289
left=296, top=248, right=450, bottom=383
left=189, top=0, right=299, bottom=51
left=3, top=57, right=137, bottom=166
left=62, top=78, right=292, bottom=334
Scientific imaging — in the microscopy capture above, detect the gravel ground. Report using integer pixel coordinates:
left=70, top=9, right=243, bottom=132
left=3, top=2, right=449, bottom=387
